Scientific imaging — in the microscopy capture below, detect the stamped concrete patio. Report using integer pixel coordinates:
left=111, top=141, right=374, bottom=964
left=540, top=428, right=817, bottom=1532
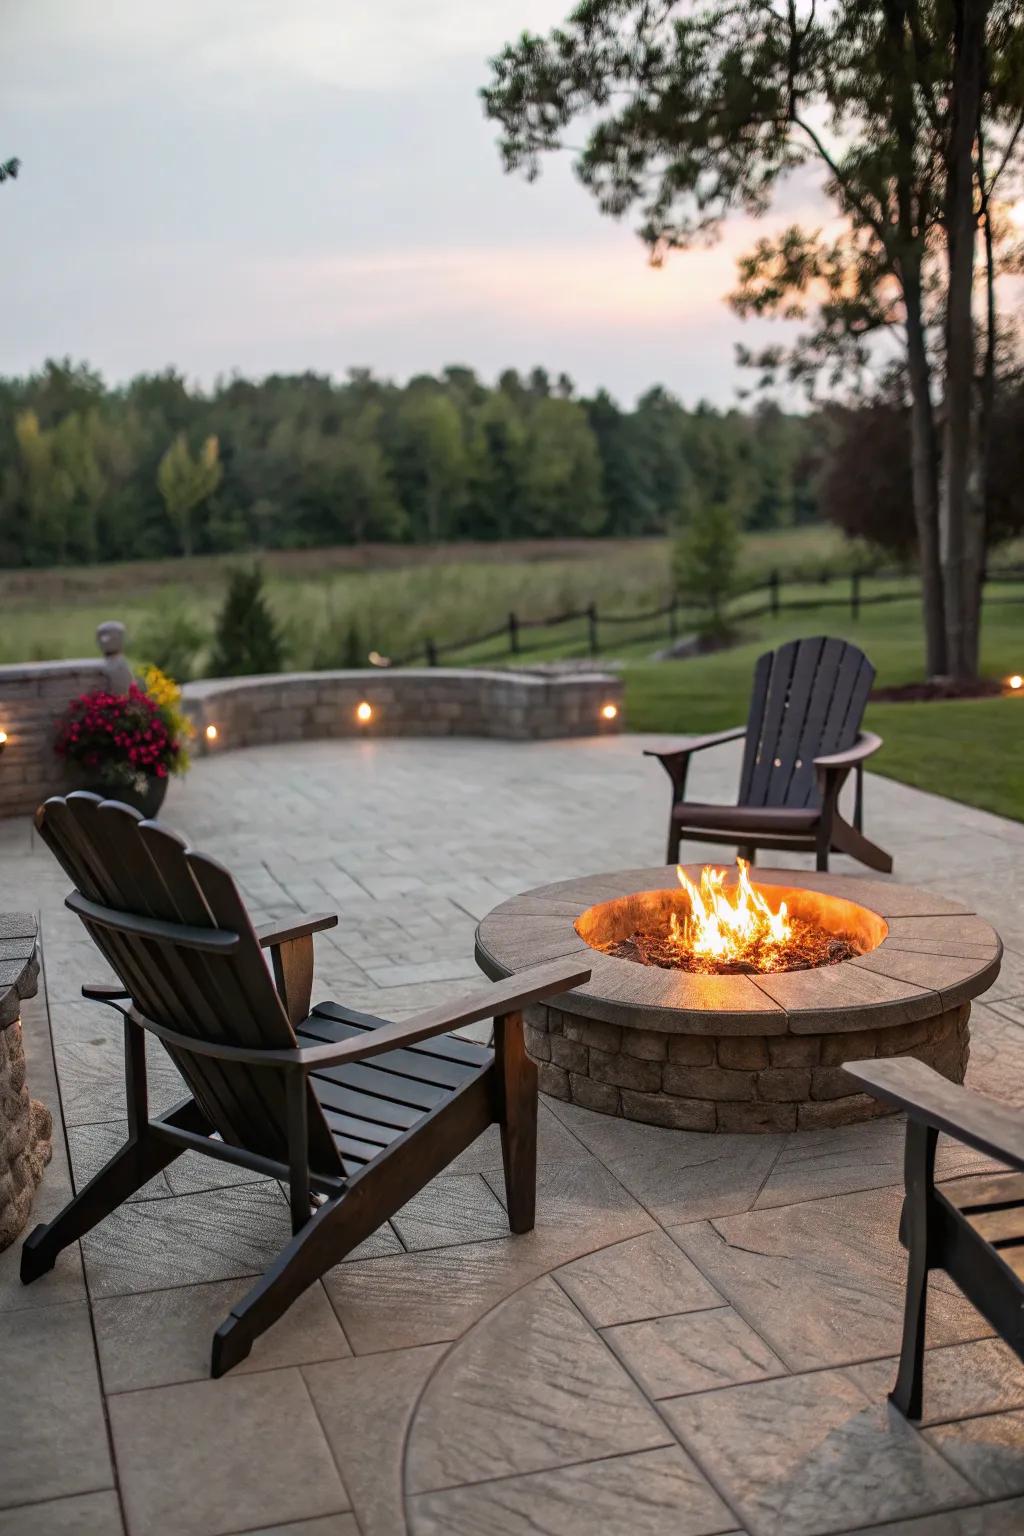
left=3, top=732, right=1024, bottom=1536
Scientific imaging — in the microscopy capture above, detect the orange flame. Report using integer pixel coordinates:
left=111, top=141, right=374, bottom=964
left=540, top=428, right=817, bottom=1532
left=671, top=859, right=791, bottom=971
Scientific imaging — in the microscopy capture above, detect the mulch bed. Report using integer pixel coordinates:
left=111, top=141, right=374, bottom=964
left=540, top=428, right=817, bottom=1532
left=872, top=677, right=1005, bottom=702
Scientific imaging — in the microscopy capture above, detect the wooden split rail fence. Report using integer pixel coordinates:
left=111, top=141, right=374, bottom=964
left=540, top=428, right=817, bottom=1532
left=382, top=564, right=1024, bottom=669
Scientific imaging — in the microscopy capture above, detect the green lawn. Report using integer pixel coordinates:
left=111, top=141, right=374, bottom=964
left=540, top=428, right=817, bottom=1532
left=622, top=594, right=1024, bottom=822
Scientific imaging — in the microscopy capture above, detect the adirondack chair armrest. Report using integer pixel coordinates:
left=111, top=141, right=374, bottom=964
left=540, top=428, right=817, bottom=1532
left=295, top=957, right=593, bottom=1071
left=644, top=727, right=747, bottom=801
left=256, top=913, right=339, bottom=948
left=813, top=731, right=883, bottom=772
left=843, top=1056, right=1024, bottom=1173
left=256, top=913, right=338, bottom=1028
left=82, top=981, right=132, bottom=1007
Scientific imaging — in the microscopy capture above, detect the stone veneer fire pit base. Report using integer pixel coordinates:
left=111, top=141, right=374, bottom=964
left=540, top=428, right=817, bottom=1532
left=475, top=867, right=1001, bottom=1133
left=522, top=999, right=970, bottom=1132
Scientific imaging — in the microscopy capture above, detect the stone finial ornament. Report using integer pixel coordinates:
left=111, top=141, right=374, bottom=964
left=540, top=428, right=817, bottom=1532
left=96, top=620, right=135, bottom=695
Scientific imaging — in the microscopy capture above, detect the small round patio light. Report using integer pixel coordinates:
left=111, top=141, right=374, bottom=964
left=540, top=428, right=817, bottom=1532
left=0, top=729, right=7, bottom=752
left=205, top=724, right=218, bottom=742
left=600, top=702, right=618, bottom=721
left=356, top=701, right=373, bottom=724
left=1009, top=674, right=1023, bottom=692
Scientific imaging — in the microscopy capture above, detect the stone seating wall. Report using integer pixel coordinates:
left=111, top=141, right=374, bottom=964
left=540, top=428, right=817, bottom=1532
left=0, top=662, right=623, bottom=817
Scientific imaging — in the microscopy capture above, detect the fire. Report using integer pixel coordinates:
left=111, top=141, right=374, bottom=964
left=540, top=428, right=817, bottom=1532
left=594, top=858, right=860, bottom=974
left=670, top=859, right=791, bottom=972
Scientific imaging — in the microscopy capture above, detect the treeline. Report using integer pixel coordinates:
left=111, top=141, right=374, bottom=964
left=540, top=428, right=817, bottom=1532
left=0, top=360, right=819, bottom=568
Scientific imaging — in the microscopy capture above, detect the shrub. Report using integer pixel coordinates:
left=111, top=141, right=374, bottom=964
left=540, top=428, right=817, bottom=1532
left=135, top=599, right=208, bottom=682
left=208, top=564, right=284, bottom=677
left=672, top=495, right=741, bottom=636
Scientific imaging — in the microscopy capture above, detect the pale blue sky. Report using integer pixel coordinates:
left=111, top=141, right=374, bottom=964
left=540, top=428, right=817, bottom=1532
left=2, top=0, right=816, bottom=405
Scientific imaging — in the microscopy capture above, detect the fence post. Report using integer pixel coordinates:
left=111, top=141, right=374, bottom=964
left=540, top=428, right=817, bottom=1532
left=508, top=612, right=520, bottom=656
left=586, top=602, right=599, bottom=657
left=769, top=569, right=780, bottom=617
left=425, top=638, right=438, bottom=667
left=850, top=572, right=861, bottom=621
left=668, top=595, right=679, bottom=641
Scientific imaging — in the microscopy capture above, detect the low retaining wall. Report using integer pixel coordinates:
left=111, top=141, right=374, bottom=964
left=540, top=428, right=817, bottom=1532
left=184, top=669, right=623, bottom=754
left=0, top=661, right=623, bottom=817
left=0, top=661, right=108, bottom=818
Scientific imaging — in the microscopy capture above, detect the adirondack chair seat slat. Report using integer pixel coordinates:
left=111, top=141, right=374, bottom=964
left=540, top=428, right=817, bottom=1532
left=299, top=1012, right=486, bottom=1089
left=294, top=1010, right=496, bottom=1181
left=22, top=791, right=591, bottom=1376
left=311, top=1000, right=492, bottom=1067
left=941, top=1171, right=1024, bottom=1213
left=650, top=635, right=893, bottom=873
left=670, top=802, right=820, bottom=833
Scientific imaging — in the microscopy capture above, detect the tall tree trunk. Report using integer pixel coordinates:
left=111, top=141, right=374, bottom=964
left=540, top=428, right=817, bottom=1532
left=969, top=120, right=998, bottom=674
left=904, top=272, right=948, bottom=678
left=887, top=0, right=946, bottom=677
left=941, top=0, right=986, bottom=680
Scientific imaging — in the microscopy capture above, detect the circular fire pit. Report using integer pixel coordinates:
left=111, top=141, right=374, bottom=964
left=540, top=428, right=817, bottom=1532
left=475, top=866, right=1001, bottom=1132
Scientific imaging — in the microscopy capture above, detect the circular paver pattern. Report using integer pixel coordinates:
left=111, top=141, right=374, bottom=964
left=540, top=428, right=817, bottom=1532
left=475, top=866, right=1002, bottom=1132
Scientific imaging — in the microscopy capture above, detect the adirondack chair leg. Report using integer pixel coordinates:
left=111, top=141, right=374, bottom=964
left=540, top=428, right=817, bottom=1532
left=494, top=1010, right=537, bottom=1234
left=830, top=814, right=894, bottom=874
left=890, top=1122, right=938, bottom=1420
left=211, top=1076, right=497, bottom=1375
left=21, top=1125, right=188, bottom=1282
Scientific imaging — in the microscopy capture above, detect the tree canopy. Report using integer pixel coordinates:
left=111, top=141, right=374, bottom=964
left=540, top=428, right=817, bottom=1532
left=483, top=0, right=1024, bottom=680
left=0, top=359, right=820, bottom=568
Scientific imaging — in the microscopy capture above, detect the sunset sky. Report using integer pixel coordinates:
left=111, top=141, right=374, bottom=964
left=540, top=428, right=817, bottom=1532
left=2, top=0, right=821, bottom=405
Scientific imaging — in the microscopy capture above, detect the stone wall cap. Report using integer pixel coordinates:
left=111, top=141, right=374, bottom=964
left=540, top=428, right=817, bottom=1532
left=183, top=667, right=621, bottom=700
left=0, top=659, right=107, bottom=682
left=0, top=913, right=39, bottom=1028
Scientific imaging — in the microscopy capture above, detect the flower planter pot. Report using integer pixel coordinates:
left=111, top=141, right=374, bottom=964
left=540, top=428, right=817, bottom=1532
left=71, top=773, right=168, bottom=819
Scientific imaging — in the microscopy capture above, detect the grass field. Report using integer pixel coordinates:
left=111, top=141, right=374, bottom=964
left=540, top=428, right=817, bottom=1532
left=0, top=526, right=859, bottom=668
left=1, top=528, right=1021, bottom=820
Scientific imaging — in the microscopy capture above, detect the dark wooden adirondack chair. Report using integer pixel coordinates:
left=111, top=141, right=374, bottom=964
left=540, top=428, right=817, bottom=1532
left=647, top=635, right=892, bottom=873
left=21, top=792, right=589, bottom=1376
left=844, top=1057, right=1024, bottom=1420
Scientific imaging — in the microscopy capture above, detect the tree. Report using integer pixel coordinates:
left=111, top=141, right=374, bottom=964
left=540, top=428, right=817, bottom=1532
left=209, top=565, right=284, bottom=677
left=819, top=389, right=1024, bottom=557
left=520, top=396, right=606, bottom=534
left=672, top=494, right=741, bottom=636
left=156, top=434, right=222, bottom=557
left=0, top=157, right=20, bottom=185
left=393, top=390, right=467, bottom=542
left=482, top=0, right=1024, bottom=681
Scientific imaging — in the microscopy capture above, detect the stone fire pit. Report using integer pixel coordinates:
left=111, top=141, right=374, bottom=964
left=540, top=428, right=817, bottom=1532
left=475, top=867, right=1001, bottom=1132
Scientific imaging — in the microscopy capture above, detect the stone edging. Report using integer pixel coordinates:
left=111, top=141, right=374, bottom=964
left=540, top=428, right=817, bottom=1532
left=183, top=668, right=624, bottom=753
left=0, top=913, right=51, bottom=1250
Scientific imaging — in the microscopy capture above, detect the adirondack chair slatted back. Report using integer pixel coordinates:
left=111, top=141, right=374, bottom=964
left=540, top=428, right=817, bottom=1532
left=36, top=792, right=340, bottom=1175
left=738, top=637, right=875, bottom=810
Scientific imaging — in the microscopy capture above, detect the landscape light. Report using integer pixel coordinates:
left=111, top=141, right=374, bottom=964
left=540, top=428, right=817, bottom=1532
left=0, top=730, right=7, bottom=752
left=205, top=724, right=218, bottom=741
left=601, top=703, right=618, bottom=721
left=1009, top=674, right=1023, bottom=692
left=356, top=701, right=373, bottom=723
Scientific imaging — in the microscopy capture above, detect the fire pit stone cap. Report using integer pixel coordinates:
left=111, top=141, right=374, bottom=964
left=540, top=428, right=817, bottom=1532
left=474, top=866, right=1001, bottom=1037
